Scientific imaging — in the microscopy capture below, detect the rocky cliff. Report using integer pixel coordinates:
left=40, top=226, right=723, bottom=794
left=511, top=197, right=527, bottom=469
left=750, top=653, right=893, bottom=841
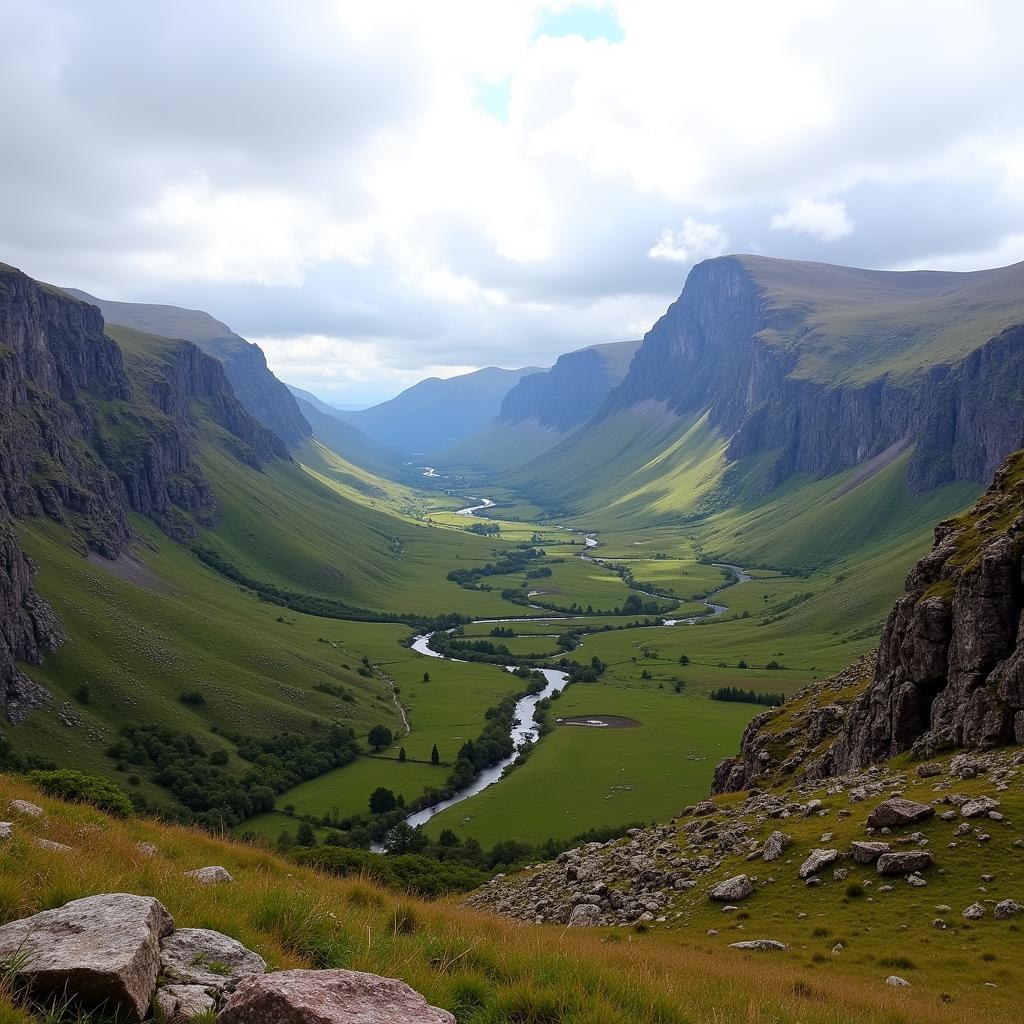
left=612, top=256, right=1024, bottom=492
left=64, top=289, right=312, bottom=447
left=499, top=340, right=640, bottom=432
left=713, top=449, right=1024, bottom=794
left=0, top=263, right=288, bottom=721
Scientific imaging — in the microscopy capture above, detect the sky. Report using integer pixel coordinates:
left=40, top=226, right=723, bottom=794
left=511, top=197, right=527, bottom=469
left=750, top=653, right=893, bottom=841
left=3, top=1, right=1024, bottom=405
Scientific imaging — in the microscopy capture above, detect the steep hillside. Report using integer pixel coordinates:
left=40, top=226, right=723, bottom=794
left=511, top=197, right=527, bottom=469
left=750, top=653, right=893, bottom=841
left=65, top=289, right=312, bottom=447
left=340, top=365, right=542, bottom=453
left=442, top=340, right=639, bottom=472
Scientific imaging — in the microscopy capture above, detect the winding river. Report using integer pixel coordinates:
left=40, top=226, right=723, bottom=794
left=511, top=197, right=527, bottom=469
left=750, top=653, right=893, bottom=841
left=382, top=497, right=752, bottom=834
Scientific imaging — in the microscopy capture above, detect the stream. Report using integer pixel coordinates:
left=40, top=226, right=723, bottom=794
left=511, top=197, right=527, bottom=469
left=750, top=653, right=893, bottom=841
left=380, top=498, right=752, bottom=835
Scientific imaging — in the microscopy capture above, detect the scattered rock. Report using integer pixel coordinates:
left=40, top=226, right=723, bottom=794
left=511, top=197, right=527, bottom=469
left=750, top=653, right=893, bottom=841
left=961, top=797, right=1000, bottom=818
left=567, top=904, right=601, bottom=927
left=728, top=939, right=788, bottom=951
left=154, top=984, right=217, bottom=1021
left=708, top=874, right=754, bottom=901
left=851, top=840, right=889, bottom=864
left=182, top=865, right=234, bottom=885
left=916, top=763, right=943, bottom=778
left=962, top=902, right=986, bottom=920
left=0, top=822, right=13, bottom=840
left=886, top=975, right=911, bottom=987
left=8, top=799, right=44, bottom=818
left=706, top=929, right=719, bottom=937
left=867, top=797, right=934, bottom=829
left=876, top=851, right=933, bottom=875
left=0, top=893, right=173, bottom=1021
left=799, top=849, right=840, bottom=880
left=217, top=969, right=455, bottom=1024
left=995, top=899, right=1022, bottom=919
left=33, top=838, right=72, bottom=852
left=761, top=831, right=791, bottom=861
left=160, top=928, right=266, bottom=987
left=136, top=842, right=158, bottom=858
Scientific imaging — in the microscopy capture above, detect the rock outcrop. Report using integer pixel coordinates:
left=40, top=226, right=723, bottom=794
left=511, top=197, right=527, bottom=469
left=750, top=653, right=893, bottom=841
left=217, top=969, right=455, bottom=1024
left=0, top=892, right=173, bottom=1021
left=612, top=255, right=1024, bottom=493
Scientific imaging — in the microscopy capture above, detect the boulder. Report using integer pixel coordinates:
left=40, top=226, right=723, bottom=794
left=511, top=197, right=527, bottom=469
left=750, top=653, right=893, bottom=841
left=876, top=851, right=933, bottom=875
left=154, top=983, right=217, bottom=1021
left=137, top=842, right=159, bottom=858
left=962, top=902, right=986, bottom=920
left=0, top=893, right=173, bottom=1021
left=916, top=763, right=943, bottom=778
left=994, top=899, right=1022, bottom=919
left=728, top=939, right=788, bottom=951
left=866, top=797, right=934, bottom=829
left=160, top=928, right=267, bottom=987
left=567, top=904, right=601, bottom=927
left=8, top=799, right=44, bottom=817
left=708, top=874, right=753, bottom=901
left=761, top=831, right=791, bottom=861
left=182, top=865, right=234, bottom=885
left=850, top=840, right=889, bottom=864
left=33, top=838, right=72, bottom=852
left=0, top=822, right=13, bottom=840
left=961, top=796, right=1000, bottom=818
left=217, top=969, right=455, bottom=1024
left=886, top=975, right=911, bottom=987
left=798, top=849, right=840, bottom=880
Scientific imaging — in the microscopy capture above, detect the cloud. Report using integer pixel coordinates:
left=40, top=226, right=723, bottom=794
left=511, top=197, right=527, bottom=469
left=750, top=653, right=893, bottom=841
left=648, top=218, right=729, bottom=263
left=770, top=198, right=854, bottom=242
left=2, top=1, right=1024, bottom=402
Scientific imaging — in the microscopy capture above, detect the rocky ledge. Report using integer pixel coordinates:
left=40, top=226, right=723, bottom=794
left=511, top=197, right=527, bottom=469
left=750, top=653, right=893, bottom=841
left=0, top=892, right=451, bottom=1023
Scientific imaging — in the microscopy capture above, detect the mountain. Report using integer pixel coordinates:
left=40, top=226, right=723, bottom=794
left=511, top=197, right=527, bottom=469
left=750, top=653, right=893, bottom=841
left=63, top=289, right=312, bottom=447
left=286, top=384, right=364, bottom=416
left=441, top=340, right=639, bottom=471
left=502, top=256, right=1024, bottom=555
left=338, top=365, right=542, bottom=454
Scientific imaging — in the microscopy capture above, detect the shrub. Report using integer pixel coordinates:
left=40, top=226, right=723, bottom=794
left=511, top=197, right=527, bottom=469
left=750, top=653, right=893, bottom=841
left=27, top=769, right=133, bottom=817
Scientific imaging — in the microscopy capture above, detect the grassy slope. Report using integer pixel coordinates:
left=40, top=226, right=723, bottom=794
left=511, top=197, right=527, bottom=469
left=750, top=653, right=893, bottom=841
left=0, top=774, right=987, bottom=1024
left=737, top=254, right=1024, bottom=385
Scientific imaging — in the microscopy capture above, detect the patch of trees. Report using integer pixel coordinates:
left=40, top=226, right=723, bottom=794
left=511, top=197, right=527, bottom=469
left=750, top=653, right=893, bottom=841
left=106, top=722, right=361, bottom=828
left=710, top=687, right=784, bottom=707
left=467, top=522, right=500, bottom=535
left=445, top=545, right=546, bottom=590
left=28, top=769, right=134, bottom=817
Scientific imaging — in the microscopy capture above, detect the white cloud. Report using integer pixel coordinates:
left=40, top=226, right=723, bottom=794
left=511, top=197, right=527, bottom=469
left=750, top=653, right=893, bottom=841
left=770, top=198, right=854, bottom=241
left=647, top=218, right=729, bottom=263
left=3, top=1, right=1024, bottom=401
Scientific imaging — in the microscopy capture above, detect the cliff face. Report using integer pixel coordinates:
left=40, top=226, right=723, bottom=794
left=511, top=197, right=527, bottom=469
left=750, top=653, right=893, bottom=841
left=499, top=341, right=640, bottom=432
left=612, top=256, right=1024, bottom=492
left=713, top=450, right=1024, bottom=793
left=0, top=264, right=288, bottom=721
left=63, top=289, right=312, bottom=447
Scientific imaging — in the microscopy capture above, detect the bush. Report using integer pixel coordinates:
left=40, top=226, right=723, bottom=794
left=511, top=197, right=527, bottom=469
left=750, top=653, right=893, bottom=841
left=27, top=769, right=134, bottom=817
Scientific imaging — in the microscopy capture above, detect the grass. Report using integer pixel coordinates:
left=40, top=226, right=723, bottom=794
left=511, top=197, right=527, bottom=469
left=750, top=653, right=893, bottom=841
left=0, top=774, right=993, bottom=1024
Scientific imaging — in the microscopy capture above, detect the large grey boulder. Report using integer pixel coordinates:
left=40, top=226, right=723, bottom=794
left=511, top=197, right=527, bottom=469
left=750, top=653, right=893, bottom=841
left=0, top=893, right=173, bottom=1021
left=761, top=831, right=791, bottom=861
left=799, top=849, right=839, bottom=880
left=154, top=983, right=217, bottom=1021
left=866, top=797, right=934, bottom=829
left=217, top=969, right=455, bottom=1024
left=182, top=865, right=234, bottom=885
left=708, top=874, right=753, bottom=901
left=876, top=850, right=933, bottom=875
left=961, top=796, right=1000, bottom=818
left=160, top=927, right=266, bottom=988
left=567, top=903, right=601, bottom=927
left=8, top=799, right=44, bottom=818
left=850, top=840, right=889, bottom=864
left=995, top=899, right=1022, bottom=919
left=728, top=939, right=788, bottom=951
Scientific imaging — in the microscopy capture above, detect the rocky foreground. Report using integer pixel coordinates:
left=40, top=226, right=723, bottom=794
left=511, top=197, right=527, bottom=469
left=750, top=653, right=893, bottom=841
left=0, top=804, right=450, bottom=1023
left=466, top=748, right=1024, bottom=948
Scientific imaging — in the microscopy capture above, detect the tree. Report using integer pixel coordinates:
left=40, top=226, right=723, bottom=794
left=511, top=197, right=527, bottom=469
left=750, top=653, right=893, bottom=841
left=422, top=671, right=430, bottom=682
left=398, top=746, right=407, bottom=762
left=438, top=828, right=460, bottom=847
left=369, top=786, right=397, bottom=815
left=368, top=724, right=393, bottom=752
left=295, top=821, right=317, bottom=847
left=678, top=654, right=689, bottom=665
left=431, top=743, right=440, bottom=765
